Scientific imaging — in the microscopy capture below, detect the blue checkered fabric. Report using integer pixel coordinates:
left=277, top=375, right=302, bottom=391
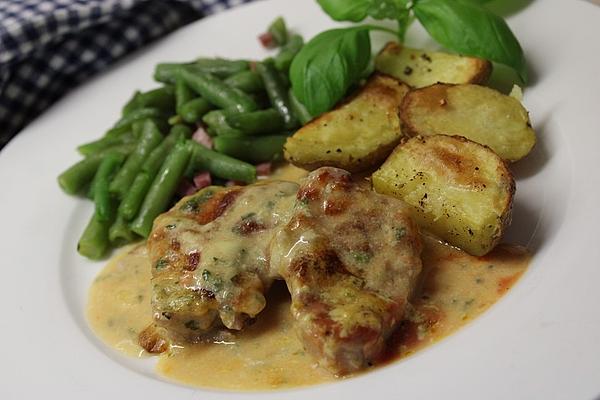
left=0, top=0, right=253, bottom=149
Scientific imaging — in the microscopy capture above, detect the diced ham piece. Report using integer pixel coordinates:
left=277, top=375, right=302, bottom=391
left=192, top=125, right=213, bottom=149
left=193, top=171, right=212, bottom=190
left=177, top=179, right=198, bottom=197
left=256, top=162, right=272, bottom=177
left=258, top=32, right=275, bottom=49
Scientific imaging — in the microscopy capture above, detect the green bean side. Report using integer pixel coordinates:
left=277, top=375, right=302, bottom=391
left=61, top=17, right=318, bottom=259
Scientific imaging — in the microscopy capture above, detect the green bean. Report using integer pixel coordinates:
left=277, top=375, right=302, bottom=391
left=186, top=140, right=256, bottom=183
left=256, top=61, right=298, bottom=130
left=274, top=34, right=304, bottom=72
left=112, top=107, right=165, bottom=130
left=224, top=70, right=264, bottom=93
left=118, top=172, right=153, bottom=221
left=169, top=123, right=194, bottom=139
left=118, top=125, right=191, bottom=220
left=278, top=70, right=291, bottom=89
left=213, top=134, right=288, bottom=163
left=168, top=115, right=183, bottom=125
left=77, top=131, right=136, bottom=157
left=288, top=88, right=313, bottom=125
left=109, top=214, right=138, bottom=246
left=225, top=109, right=285, bottom=135
left=78, top=209, right=114, bottom=260
left=104, top=125, right=130, bottom=139
left=122, top=91, right=141, bottom=115
left=105, top=108, right=168, bottom=139
left=178, top=68, right=257, bottom=113
left=58, top=144, right=135, bottom=195
left=194, top=58, right=250, bottom=77
left=127, top=86, right=175, bottom=113
left=202, top=110, right=244, bottom=137
left=142, top=124, right=191, bottom=176
left=154, top=62, right=193, bottom=84
left=87, top=146, right=122, bottom=200
left=179, top=97, right=214, bottom=124
left=206, top=127, right=218, bottom=137
left=86, top=168, right=100, bottom=200
left=131, top=142, right=192, bottom=238
left=109, top=119, right=164, bottom=199
left=248, top=91, right=271, bottom=109
left=94, top=152, right=125, bottom=221
left=268, top=16, right=288, bottom=46
left=121, top=87, right=175, bottom=115
left=155, top=61, right=249, bottom=83
left=175, top=77, right=194, bottom=114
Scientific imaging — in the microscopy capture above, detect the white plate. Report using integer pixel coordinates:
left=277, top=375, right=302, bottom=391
left=2, top=0, right=600, bottom=398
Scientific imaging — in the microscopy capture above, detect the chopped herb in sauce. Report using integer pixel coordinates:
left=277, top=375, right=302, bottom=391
left=202, top=269, right=224, bottom=290
left=202, top=269, right=212, bottom=281
left=394, top=227, right=407, bottom=240
left=242, top=212, right=256, bottom=220
left=165, top=224, right=177, bottom=230
left=350, top=250, right=372, bottom=264
left=155, top=259, right=169, bottom=270
left=180, top=190, right=215, bottom=212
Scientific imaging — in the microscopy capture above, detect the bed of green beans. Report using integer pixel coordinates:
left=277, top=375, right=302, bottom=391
left=58, top=17, right=311, bottom=260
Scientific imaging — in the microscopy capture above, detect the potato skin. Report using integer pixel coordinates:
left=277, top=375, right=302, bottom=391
left=284, top=74, right=410, bottom=173
left=400, top=83, right=536, bottom=162
left=372, top=135, right=515, bottom=256
left=375, top=42, right=492, bottom=88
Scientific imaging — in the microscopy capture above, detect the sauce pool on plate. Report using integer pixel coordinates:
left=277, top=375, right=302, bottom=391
left=86, top=235, right=529, bottom=390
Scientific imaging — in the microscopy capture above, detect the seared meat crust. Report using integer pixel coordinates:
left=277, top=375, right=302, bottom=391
left=270, top=167, right=423, bottom=374
left=147, top=182, right=298, bottom=341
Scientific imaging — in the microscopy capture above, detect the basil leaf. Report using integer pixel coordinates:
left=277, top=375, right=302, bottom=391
left=290, top=27, right=371, bottom=116
left=316, top=0, right=371, bottom=22
left=368, top=0, right=408, bottom=20
left=317, top=0, right=410, bottom=22
left=413, top=0, right=527, bottom=82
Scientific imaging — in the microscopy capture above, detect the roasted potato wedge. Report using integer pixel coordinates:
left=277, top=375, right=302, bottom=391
left=372, top=135, right=514, bottom=256
left=284, top=74, right=410, bottom=172
left=375, top=42, right=492, bottom=88
left=400, top=83, right=536, bottom=162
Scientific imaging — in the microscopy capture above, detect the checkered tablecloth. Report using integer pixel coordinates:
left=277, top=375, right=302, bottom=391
left=0, top=0, right=254, bottom=149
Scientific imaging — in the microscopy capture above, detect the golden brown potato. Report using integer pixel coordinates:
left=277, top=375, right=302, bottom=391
left=400, top=83, right=536, bottom=162
left=372, top=135, right=514, bottom=256
left=284, top=74, right=410, bottom=172
left=375, top=42, right=492, bottom=88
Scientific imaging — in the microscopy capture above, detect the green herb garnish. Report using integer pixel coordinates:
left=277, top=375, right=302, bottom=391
left=155, top=259, right=169, bottom=270
left=350, top=250, right=373, bottom=264
left=292, top=0, right=527, bottom=115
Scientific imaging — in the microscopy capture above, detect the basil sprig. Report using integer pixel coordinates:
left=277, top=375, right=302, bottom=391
left=291, top=0, right=527, bottom=116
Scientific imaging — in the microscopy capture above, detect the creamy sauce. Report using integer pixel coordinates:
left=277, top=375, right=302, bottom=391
left=87, top=244, right=152, bottom=357
left=87, top=163, right=530, bottom=390
left=87, top=235, right=529, bottom=390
